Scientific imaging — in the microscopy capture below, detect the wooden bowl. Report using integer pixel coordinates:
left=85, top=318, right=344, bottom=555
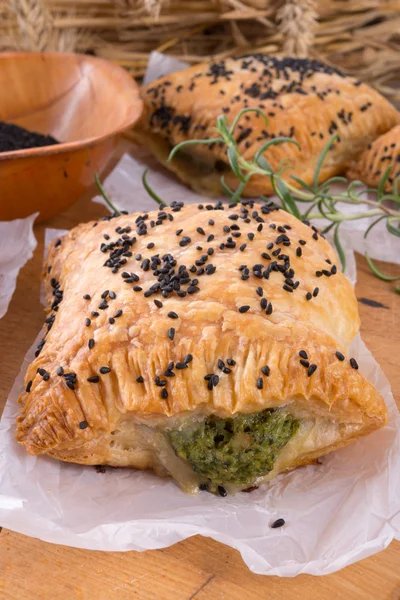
left=0, top=52, right=142, bottom=222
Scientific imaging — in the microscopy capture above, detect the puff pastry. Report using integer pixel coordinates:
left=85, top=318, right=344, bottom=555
left=346, top=124, right=400, bottom=192
left=16, top=201, right=387, bottom=493
left=133, top=55, right=400, bottom=197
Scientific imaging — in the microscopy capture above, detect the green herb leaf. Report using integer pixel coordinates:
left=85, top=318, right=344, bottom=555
left=377, top=166, right=393, bottom=198
left=313, top=134, right=337, bottom=190
left=94, top=172, right=121, bottom=216
left=366, top=255, right=400, bottom=281
left=142, top=168, right=167, bottom=206
left=386, top=218, right=400, bottom=238
left=363, top=215, right=387, bottom=239
left=220, top=175, right=234, bottom=198
left=227, top=147, right=246, bottom=182
left=274, top=177, right=302, bottom=219
left=333, top=223, right=346, bottom=272
left=168, top=138, right=221, bottom=162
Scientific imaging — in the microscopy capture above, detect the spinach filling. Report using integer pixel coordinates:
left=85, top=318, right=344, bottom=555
left=168, top=409, right=299, bottom=487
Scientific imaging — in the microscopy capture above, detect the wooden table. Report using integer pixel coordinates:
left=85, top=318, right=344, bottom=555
left=0, top=181, right=399, bottom=599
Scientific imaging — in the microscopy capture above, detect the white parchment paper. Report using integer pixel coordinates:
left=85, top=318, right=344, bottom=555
left=0, top=213, right=37, bottom=319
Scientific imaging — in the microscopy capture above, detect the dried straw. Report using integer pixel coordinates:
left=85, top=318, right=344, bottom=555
left=2, top=0, right=399, bottom=102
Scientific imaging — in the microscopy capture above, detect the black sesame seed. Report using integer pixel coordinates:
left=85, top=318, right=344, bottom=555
left=168, top=311, right=178, bottom=319
left=147, top=242, right=155, bottom=249
left=239, top=305, right=250, bottom=313
left=248, top=233, right=255, bottom=241
left=261, top=365, right=270, bottom=376
left=175, top=362, right=188, bottom=370
left=299, top=350, right=308, bottom=359
left=79, top=421, right=89, bottom=430
left=154, top=299, right=163, bottom=308
left=161, top=388, right=168, bottom=399
left=83, top=294, right=91, bottom=300
left=306, top=292, right=312, bottom=301
left=307, top=364, right=317, bottom=377
left=300, top=359, right=310, bottom=368
left=109, top=291, right=116, bottom=299
left=296, top=247, right=302, bottom=257
left=98, top=299, right=108, bottom=310
left=217, top=485, right=227, bottom=497
left=66, top=380, right=75, bottom=390
left=266, top=303, right=273, bottom=315
left=335, top=351, right=345, bottom=361
left=56, top=366, right=64, bottom=376
left=26, top=380, right=32, bottom=393
left=99, top=366, right=111, bottom=374
left=88, top=338, right=95, bottom=349
left=85, top=318, right=91, bottom=327
left=87, top=375, right=100, bottom=383
left=227, top=359, right=236, bottom=366
left=136, top=376, right=144, bottom=383
left=350, top=358, right=359, bottom=370
left=168, top=327, right=175, bottom=340
left=256, top=286, right=263, bottom=297
left=179, top=236, right=191, bottom=247
left=197, top=227, right=205, bottom=235
left=184, top=354, right=193, bottom=364
left=271, top=518, right=285, bottom=529
left=109, top=317, right=115, bottom=324
left=257, top=377, right=263, bottom=389
left=260, top=298, right=267, bottom=309
left=133, top=286, right=143, bottom=292
left=313, top=287, right=319, bottom=297
left=101, top=290, right=109, bottom=299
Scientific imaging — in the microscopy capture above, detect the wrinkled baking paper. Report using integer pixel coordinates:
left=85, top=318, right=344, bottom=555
left=0, top=54, right=399, bottom=577
left=0, top=213, right=37, bottom=319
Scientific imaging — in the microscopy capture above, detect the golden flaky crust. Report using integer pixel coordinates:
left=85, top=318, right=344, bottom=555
left=16, top=202, right=387, bottom=475
left=134, top=55, right=400, bottom=197
left=346, top=125, right=400, bottom=192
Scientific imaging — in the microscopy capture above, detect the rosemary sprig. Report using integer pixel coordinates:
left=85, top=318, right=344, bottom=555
left=94, top=172, right=121, bottom=216
left=166, top=108, right=400, bottom=291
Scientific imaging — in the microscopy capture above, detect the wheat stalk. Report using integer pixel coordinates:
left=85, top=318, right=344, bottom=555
left=276, top=0, right=317, bottom=57
left=113, top=0, right=169, bottom=17
left=8, top=0, right=53, bottom=51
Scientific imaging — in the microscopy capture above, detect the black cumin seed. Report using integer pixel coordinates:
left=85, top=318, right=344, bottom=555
left=217, top=485, right=227, bottom=497
left=283, top=284, right=293, bottom=293
left=101, top=290, right=109, bottom=299
left=88, top=338, right=95, bottom=349
left=212, top=374, right=219, bottom=386
left=260, top=298, right=267, bottom=309
left=299, top=350, right=308, bottom=359
left=256, top=286, right=263, bottom=297
left=85, top=318, right=91, bottom=326
left=87, top=376, right=100, bottom=383
left=26, top=380, right=32, bottom=393
left=56, top=367, right=64, bottom=376
left=99, top=366, right=111, bottom=374
left=197, top=227, right=205, bottom=235
left=299, top=239, right=306, bottom=246
left=306, top=292, right=312, bottom=301
left=266, top=303, right=273, bottom=315
left=184, top=354, right=193, bottom=364
left=227, top=359, right=236, bottom=366
left=240, top=244, right=247, bottom=251
left=114, top=310, right=123, bottom=318
left=161, top=389, right=168, bottom=399
left=296, top=247, right=302, bottom=257
left=147, top=242, right=155, bottom=249
left=261, top=365, right=270, bottom=376
left=136, top=376, right=144, bottom=383
left=175, top=362, right=188, bottom=370
left=79, top=421, right=89, bottom=430
left=336, top=351, right=345, bottom=361
left=168, top=311, right=178, bottom=319
left=308, top=364, right=317, bottom=377
left=155, top=379, right=167, bottom=387
left=133, top=286, right=143, bottom=292
left=248, top=233, right=255, bottom=241
left=239, top=305, right=250, bottom=313
left=179, top=236, right=191, bottom=247
left=168, top=327, right=175, bottom=340
left=257, top=377, right=263, bottom=389
left=83, top=294, right=91, bottom=300
left=331, top=265, right=337, bottom=274
left=271, top=518, right=285, bottom=529
left=218, top=359, right=225, bottom=370
left=109, top=318, right=115, bottom=324
left=350, top=358, right=359, bottom=370
left=154, top=299, right=163, bottom=308
left=300, top=359, right=310, bottom=368
left=313, top=287, right=319, bottom=297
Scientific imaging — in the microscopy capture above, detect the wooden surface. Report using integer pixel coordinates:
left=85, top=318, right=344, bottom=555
left=0, top=178, right=399, bottom=599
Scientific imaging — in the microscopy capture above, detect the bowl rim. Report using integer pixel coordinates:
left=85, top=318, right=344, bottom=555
left=0, top=51, right=143, bottom=162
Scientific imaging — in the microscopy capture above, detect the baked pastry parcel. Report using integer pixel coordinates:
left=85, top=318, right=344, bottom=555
left=134, top=55, right=400, bottom=197
left=346, top=124, right=400, bottom=192
left=16, top=201, right=387, bottom=494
